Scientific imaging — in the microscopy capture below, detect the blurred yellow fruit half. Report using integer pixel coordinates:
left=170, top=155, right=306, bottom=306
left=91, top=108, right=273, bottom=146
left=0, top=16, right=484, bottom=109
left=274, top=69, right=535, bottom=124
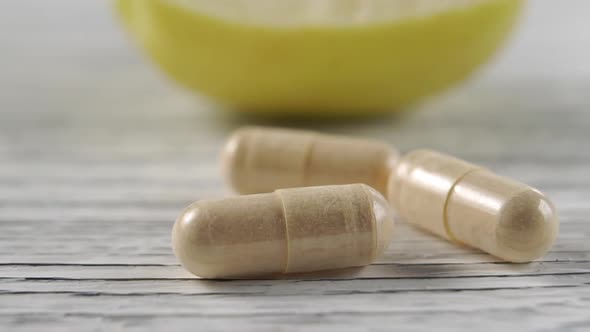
left=116, top=0, right=523, bottom=116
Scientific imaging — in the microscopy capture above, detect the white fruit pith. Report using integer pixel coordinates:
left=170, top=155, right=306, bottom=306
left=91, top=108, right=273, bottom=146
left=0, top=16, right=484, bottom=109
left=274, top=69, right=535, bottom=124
left=169, top=0, right=492, bottom=26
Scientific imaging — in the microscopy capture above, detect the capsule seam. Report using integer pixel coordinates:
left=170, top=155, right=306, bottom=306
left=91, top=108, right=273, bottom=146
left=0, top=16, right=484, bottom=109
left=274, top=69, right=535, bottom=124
left=275, top=191, right=291, bottom=274
left=442, top=168, right=482, bottom=244
left=300, top=135, right=317, bottom=186
left=378, top=151, right=397, bottom=195
left=360, top=185, right=379, bottom=262
left=371, top=156, right=383, bottom=194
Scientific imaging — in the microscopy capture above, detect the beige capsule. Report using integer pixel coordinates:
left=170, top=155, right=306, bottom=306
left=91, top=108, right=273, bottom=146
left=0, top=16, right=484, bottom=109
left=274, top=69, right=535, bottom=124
left=221, top=126, right=398, bottom=195
left=388, top=149, right=558, bottom=263
left=172, top=184, right=395, bottom=278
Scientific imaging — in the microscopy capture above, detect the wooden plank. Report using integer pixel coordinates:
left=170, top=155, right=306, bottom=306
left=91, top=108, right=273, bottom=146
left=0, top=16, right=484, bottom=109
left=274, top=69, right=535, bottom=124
left=0, top=261, right=588, bottom=281
left=0, top=286, right=587, bottom=315
left=1, top=274, right=589, bottom=295
left=1, top=287, right=588, bottom=331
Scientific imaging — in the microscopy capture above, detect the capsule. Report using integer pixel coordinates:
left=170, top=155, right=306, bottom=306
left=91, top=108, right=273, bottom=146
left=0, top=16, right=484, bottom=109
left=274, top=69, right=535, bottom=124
left=172, top=184, right=395, bottom=278
left=221, top=126, right=398, bottom=195
left=388, top=150, right=558, bottom=262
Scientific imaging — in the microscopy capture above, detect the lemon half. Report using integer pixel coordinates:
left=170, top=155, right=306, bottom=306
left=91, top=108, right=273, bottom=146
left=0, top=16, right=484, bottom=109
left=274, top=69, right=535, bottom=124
left=117, top=0, right=523, bottom=115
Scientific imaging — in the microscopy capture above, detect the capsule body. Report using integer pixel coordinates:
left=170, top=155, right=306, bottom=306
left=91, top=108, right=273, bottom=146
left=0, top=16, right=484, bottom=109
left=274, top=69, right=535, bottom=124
left=388, top=150, right=558, bottom=263
left=173, top=184, right=395, bottom=278
left=221, top=127, right=398, bottom=194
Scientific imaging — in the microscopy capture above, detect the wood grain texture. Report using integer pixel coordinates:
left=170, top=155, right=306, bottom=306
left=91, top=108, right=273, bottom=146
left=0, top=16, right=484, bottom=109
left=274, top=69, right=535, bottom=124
left=1, top=0, right=589, bottom=331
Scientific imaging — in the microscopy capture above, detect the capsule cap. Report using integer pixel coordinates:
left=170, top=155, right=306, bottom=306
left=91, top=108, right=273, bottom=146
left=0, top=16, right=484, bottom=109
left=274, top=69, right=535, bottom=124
left=172, top=193, right=287, bottom=278
left=362, top=185, right=395, bottom=259
left=446, top=170, right=559, bottom=263
left=277, top=184, right=389, bottom=273
left=494, top=188, right=558, bottom=262
left=220, top=126, right=314, bottom=194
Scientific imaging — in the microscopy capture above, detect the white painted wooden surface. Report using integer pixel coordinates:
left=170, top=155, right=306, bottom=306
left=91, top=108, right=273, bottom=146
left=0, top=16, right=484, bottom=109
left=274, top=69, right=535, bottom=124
left=1, top=1, right=589, bottom=331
